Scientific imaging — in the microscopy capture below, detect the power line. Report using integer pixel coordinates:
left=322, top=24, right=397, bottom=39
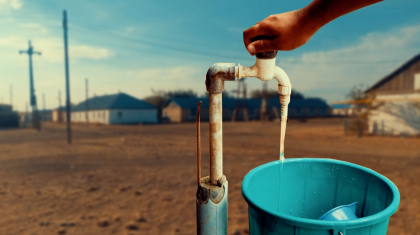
left=69, top=25, right=410, bottom=65
left=70, top=24, right=251, bottom=61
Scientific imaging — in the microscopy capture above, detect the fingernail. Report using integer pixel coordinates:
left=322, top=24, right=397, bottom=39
left=248, top=45, right=256, bottom=55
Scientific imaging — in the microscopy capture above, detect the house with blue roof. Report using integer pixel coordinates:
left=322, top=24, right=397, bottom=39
left=70, top=93, right=158, bottom=124
left=162, top=96, right=330, bottom=122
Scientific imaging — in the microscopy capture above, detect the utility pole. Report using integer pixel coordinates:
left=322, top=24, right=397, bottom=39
left=19, top=40, right=41, bottom=131
left=231, top=79, right=249, bottom=122
left=85, top=78, right=89, bottom=126
left=63, top=10, right=72, bottom=144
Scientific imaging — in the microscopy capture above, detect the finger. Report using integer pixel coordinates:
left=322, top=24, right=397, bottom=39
left=247, top=39, right=277, bottom=54
left=243, top=24, right=261, bottom=49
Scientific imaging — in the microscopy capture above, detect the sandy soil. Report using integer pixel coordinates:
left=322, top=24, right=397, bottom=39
left=0, top=118, right=418, bottom=235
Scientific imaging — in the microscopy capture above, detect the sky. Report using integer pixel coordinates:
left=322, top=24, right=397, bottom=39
left=0, top=0, right=420, bottom=111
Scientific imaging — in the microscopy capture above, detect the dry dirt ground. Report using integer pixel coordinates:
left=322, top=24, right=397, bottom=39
left=0, top=119, right=418, bottom=235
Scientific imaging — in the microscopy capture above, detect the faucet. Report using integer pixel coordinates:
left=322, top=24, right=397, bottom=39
left=197, top=50, right=291, bottom=235
left=236, top=51, right=292, bottom=160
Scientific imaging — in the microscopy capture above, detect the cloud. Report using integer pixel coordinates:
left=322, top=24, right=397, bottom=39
left=0, top=36, right=112, bottom=62
left=0, top=0, right=22, bottom=10
left=18, top=23, right=48, bottom=33
left=278, top=24, right=420, bottom=102
left=127, top=66, right=199, bottom=81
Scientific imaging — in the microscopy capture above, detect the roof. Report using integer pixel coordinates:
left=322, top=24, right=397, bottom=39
left=331, top=104, right=352, bottom=109
left=54, top=106, right=66, bottom=111
left=365, top=53, right=420, bottom=93
left=72, top=93, right=156, bottom=112
left=0, top=104, right=12, bottom=112
left=267, top=97, right=329, bottom=109
left=166, top=97, right=329, bottom=109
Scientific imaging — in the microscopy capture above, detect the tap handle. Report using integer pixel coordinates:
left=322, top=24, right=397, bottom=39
left=256, top=51, right=277, bottom=59
left=250, top=36, right=278, bottom=59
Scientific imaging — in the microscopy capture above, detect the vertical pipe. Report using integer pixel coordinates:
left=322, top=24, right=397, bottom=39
left=209, top=92, right=223, bottom=185
left=196, top=101, right=202, bottom=184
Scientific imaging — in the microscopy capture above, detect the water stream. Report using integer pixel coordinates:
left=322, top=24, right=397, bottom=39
left=278, top=152, right=285, bottom=212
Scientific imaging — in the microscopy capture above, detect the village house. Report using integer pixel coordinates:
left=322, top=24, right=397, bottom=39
left=0, top=104, right=19, bottom=128
left=70, top=93, right=158, bottom=125
left=162, top=97, right=330, bottom=122
left=365, top=53, right=420, bottom=136
left=52, top=106, right=66, bottom=123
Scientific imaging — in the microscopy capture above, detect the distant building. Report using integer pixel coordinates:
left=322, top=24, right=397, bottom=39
left=331, top=104, right=353, bottom=116
left=52, top=106, right=66, bottom=123
left=267, top=97, right=330, bottom=119
left=71, top=93, right=158, bottom=125
left=365, top=53, right=420, bottom=136
left=39, top=109, right=53, bottom=121
left=162, top=97, right=330, bottom=122
left=0, top=104, right=19, bottom=128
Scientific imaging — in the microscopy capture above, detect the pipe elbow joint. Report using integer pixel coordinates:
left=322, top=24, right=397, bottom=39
left=206, top=63, right=236, bottom=94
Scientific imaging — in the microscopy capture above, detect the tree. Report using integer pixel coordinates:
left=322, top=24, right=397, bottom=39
left=346, top=84, right=377, bottom=138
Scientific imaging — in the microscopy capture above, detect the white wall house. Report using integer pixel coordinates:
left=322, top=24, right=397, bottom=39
left=365, top=54, right=420, bottom=136
left=71, top=93, right=158, bottom=125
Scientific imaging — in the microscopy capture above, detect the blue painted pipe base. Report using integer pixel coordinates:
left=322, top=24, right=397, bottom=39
left=196, top=176, right=228, bottom=235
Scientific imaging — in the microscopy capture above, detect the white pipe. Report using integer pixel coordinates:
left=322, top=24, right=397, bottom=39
left=209, top=92, right=223, bottom=185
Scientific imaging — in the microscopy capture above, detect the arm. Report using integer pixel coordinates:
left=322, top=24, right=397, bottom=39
left=243, top=0, right=383, bottom=55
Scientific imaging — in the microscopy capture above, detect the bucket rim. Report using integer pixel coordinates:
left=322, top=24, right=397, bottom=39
left=241, top=158, right=400, bottom=229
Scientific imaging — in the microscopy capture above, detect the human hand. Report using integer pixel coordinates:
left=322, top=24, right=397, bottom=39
left=243, top=10, right=318, bottom=55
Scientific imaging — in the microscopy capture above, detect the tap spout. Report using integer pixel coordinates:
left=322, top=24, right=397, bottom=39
left=235, top=56, right=291, bottom=160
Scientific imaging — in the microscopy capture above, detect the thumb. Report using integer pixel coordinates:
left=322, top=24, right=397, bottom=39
left=247, top=39, right=276, bottom=55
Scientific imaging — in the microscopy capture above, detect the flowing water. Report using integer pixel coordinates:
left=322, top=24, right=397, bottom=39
left=278, top=152, right=285, bottom=212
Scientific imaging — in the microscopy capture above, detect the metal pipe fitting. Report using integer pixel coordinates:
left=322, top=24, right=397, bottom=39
left=196, top=176, right=228, bottom=235
left=206, top=63, right=236, bottom=94
left=235, top=58, right=291, bottom=115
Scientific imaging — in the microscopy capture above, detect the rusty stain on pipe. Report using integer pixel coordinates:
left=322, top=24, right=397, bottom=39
left=209, top=93, right=223, bottom=185
left=196, top=101, right=202, bottom=185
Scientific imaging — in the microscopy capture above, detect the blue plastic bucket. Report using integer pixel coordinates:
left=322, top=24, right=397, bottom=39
left=242, top=158, right=400, bottom=235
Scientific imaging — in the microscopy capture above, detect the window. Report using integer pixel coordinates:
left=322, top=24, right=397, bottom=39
left=118, top=111, right=122, bottom=118
left=190, top=108, right=196, bottom=116
left=415, top=73, right=420, bottom=90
